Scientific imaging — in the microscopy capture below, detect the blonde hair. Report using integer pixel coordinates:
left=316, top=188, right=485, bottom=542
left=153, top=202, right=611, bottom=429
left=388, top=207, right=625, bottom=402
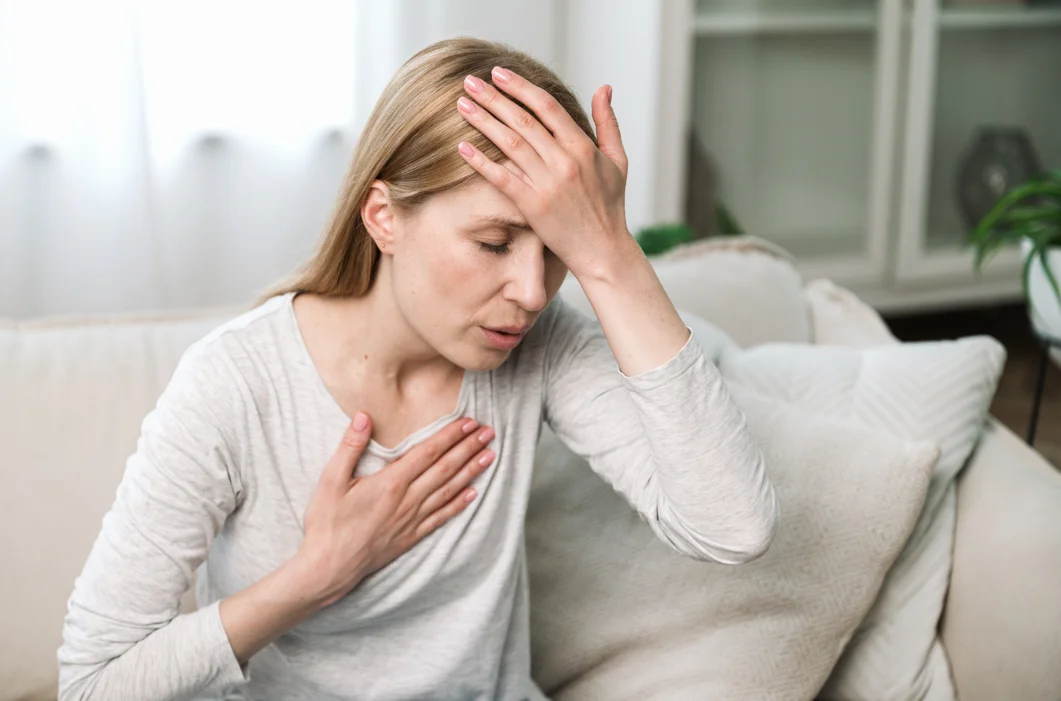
left=261, top=37, right=595, bottom=303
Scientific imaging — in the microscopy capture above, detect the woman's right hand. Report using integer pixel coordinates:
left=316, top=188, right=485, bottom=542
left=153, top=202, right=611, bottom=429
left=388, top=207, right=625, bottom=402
left=298, top=411, right=496, bottom=608
left=219, top=413, right=495, bottom=666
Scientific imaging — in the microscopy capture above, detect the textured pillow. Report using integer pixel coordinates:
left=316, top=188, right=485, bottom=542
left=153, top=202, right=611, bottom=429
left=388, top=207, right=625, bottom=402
left=718, top=335, right=1006, bottom=701
left=527, top=385, right=938, bottom=701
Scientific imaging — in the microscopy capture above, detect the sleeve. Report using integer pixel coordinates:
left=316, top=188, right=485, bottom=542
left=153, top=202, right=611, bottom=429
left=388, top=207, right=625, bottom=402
left=57, top=342, right=250, bottom=701
left=541, top=300, right=779, bottom=564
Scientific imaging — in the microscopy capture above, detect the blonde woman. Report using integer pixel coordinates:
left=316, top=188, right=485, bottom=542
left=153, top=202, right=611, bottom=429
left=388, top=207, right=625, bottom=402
left=58, top=38, right=777, bottom=701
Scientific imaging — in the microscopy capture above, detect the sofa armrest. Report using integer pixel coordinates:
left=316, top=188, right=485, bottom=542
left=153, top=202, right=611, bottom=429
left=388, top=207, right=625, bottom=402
left=942, top=419, right=1061, bottom=701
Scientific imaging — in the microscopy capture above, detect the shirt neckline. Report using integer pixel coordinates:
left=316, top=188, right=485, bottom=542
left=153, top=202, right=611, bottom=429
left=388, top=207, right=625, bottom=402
left=283, top=291, right=475, bottom=460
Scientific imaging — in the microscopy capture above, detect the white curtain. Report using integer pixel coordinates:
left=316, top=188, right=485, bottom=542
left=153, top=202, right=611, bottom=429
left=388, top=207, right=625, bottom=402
left=0, top=0, right=687, bottom=319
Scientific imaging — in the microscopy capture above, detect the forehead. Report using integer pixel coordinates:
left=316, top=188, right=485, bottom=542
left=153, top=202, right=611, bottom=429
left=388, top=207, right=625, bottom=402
left=428, top=176, right=524, bottom=225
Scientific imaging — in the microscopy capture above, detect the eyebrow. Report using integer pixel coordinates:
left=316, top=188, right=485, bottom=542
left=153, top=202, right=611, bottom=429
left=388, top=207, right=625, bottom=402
left=468, top=215, right=533, bottom=232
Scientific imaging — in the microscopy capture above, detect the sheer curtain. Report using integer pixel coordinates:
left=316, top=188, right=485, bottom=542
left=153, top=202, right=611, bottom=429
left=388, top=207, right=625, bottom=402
left=0, top=0, right=686, bottom=319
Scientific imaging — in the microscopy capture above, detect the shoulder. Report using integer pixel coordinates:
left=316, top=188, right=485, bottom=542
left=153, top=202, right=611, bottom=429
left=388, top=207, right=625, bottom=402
left=163, top=294, right=295, bottom=425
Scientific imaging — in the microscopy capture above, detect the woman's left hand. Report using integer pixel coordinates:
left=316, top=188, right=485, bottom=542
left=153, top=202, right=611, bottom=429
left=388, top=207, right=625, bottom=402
left=457, top=67, right=634, bottom=281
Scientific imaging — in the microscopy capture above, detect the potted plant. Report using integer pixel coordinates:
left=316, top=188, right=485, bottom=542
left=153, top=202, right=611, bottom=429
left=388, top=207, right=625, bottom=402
left=970, top=168, right=1061, bottom=341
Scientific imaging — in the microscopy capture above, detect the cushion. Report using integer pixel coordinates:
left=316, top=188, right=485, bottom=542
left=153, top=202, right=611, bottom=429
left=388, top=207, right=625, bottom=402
left=718, top=331, right=1006, bottom=701
left=0, top=309, right=239, bottom=699
left=527, top=384, right=938, bottom=701
left=559, top=236, right=811, bottom=348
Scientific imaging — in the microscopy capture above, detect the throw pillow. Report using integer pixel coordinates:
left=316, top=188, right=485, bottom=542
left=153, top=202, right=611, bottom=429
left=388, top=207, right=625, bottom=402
left=527, top=385, right=938, bottom=701
left=718, top=336, right=1006, bottom=701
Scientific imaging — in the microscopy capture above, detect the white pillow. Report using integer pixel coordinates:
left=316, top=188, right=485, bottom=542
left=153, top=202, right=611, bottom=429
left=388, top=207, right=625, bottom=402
left=718, top=334, right=1006, bottom=701
left=558, top=236, right=811, bottom=348
left=527, top=385, right=938, bottom=701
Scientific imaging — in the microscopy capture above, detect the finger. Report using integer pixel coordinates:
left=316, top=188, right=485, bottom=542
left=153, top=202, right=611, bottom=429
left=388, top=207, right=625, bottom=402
left=491, top=66, right=590, bottom=149
left=407, top=426, right=495, bottom=500
left=458, top=95, right=548, bottom=183
left=320, top=412, right=372, bottom=491
left=591, top=84, right=628, bottom=177
left=457, top=140, right=532, bottom=201
left=414, top=485, right=478, bottom=541
left=417, top=447, right=495, bottom=517
left=503, top=160, right=531, bottom=187
left=393, top=417, right=479, bottom=482
left=463, top=74, right=566, bottom=169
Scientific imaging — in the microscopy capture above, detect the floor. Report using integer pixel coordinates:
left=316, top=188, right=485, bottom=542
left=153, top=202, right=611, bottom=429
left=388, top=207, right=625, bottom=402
left=885, top=303, right=1061, bottom=469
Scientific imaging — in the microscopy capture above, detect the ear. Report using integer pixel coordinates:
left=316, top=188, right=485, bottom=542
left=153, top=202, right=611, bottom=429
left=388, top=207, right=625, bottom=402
left=361, top=180, right=397, bottom=253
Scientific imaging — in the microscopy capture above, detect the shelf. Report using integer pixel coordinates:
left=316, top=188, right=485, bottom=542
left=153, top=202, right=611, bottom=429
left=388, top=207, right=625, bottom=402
left=693, top=10, right=877, bottom=36
left=939, top=6, right=1061, bottom=30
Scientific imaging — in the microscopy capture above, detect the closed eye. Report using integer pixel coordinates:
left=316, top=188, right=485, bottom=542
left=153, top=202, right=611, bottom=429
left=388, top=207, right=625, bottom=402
left=478, top=241, right=510, bottom=255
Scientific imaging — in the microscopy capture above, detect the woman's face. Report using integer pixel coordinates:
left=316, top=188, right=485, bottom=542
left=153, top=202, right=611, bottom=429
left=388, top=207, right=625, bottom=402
left=381, top=176, right=569, bottom=371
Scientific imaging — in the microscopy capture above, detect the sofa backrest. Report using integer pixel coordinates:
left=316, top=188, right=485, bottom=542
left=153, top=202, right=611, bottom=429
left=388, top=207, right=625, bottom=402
left=0, top=239, right=808, bottom=699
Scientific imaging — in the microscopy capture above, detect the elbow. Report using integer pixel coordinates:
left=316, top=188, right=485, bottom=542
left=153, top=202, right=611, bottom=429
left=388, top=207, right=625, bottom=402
left=727, top=480, right=780, bottom=564
left=674, top=484, right=780, bottom=565
left=725, top=500, right=779, bottom=564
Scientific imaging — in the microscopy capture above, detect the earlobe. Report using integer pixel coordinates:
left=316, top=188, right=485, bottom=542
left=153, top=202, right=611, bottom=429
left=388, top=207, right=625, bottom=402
left=361, top=180, right=396, bottom=252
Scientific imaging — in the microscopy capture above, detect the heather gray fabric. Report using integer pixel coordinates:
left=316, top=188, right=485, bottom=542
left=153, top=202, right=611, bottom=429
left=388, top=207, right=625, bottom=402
left=58, top=292, right=776, bottom=701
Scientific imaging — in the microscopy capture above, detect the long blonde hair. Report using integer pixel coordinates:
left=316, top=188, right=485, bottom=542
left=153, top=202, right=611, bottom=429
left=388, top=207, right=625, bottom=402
left=261, top=37, right=595, bottom=303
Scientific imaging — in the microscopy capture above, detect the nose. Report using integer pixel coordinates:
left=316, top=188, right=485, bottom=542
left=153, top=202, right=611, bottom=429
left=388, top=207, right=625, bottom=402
left=502, top=243, right=548, bottom=312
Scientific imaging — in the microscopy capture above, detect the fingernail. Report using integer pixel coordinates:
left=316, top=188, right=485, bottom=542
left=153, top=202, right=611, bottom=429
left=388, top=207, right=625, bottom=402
left=465, top=489, right=477, bottom=503
left=607, top=85, right=613, bottom=105
left=352, top=412, right=369, bottom=432
left=458, top=141, right=474, bottom=158
left=462, top=419, right=479, bottom=434
left=464, top=75, right=484, bottom=93
left=479, top=450, right=496, bottom=467
left=492, top=66, right=512, bottom=83
left=457, top=96, right=477, bottom=113
left=478, top=427, right=495, bottom=444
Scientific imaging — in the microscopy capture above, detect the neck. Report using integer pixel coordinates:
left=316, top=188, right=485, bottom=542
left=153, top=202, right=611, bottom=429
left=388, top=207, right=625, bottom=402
left=326, top=268, right=461, bottom=396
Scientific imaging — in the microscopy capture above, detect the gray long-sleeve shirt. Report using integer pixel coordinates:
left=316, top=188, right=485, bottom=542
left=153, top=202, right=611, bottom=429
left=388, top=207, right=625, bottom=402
left=57, top=291, right=777, bottom=701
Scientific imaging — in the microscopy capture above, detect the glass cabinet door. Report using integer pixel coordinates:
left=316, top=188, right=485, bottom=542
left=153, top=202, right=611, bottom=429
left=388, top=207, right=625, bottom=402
left=896, top=0, right=1061, bottom=286
left=689, top=0, right=903, bottom=284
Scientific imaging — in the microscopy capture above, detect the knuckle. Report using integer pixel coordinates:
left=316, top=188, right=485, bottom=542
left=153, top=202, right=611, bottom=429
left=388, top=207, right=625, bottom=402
left=556, top=157, right=579, bottom=182
left=514, top=111, right=536, bottom=130
left=540, top=97, right=560, bottom=114
left=494, top=167, right=512, bottom=190
left=383, top=476, right=405, bottom=501
left=504, top=132, right=525, bottom=152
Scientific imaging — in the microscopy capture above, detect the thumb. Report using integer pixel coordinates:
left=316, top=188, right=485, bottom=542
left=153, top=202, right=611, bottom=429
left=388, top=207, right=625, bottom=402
left=321, top=411, right=372, bottom=489
left=592, top=84, right=628, bottom=177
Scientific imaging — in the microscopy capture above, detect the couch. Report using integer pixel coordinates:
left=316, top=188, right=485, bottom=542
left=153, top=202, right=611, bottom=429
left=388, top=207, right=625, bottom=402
left=2, top=239, right=1060, bottom=701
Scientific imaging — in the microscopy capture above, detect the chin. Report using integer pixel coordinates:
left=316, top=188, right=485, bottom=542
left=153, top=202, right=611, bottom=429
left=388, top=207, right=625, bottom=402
left=459, top=347, right=512, bottom=372
left=442, top=333, right=515, bottom=372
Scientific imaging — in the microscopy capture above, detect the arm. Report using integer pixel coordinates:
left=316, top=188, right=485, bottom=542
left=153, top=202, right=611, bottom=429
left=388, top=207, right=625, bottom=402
left=455, top=67, right=776, bottom=563
left=57, top=345, right=250, bottom=701
left=542, top=298, right=777, bottom=564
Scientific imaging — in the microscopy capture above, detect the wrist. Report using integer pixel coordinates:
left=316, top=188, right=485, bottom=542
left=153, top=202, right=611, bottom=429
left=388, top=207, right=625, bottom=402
left=285, top=547, right=350, bottom=612
left=570, top=231, right=645, bottom=287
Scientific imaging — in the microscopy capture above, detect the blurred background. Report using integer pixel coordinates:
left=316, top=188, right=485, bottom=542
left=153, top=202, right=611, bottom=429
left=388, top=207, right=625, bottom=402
left=1, top=0, right=1058, bottom=458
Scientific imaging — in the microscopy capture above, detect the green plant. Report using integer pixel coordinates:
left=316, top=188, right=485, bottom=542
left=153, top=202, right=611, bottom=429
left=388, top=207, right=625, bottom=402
left=635, top=201, right=745, bottom=257
left=635, top=223, right=695, bottom=256
left=970, top=168, right=1061, bottom=306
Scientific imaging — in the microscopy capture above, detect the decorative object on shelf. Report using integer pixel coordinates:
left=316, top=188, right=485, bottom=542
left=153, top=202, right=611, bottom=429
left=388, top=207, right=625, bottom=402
left=968, top=168, right=1061, bottom=343
left=956, top=125, right=1043, bottom=232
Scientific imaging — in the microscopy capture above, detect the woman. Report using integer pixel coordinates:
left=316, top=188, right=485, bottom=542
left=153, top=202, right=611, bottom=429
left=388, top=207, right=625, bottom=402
left=58, top=38, right=777, bottom=701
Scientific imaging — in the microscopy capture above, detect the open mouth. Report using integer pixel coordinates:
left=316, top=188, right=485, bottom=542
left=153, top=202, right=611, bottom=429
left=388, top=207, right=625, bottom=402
left=481, top=326, right=528, bottom=351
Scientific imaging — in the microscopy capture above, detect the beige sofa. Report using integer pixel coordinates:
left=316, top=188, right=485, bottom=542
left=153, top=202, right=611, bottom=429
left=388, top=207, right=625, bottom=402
left=3, top=241, right=1060, bottom=701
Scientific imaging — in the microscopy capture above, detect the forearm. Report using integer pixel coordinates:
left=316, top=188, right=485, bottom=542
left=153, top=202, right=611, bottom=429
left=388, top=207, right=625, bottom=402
left=219, top=549, right=344, bottom=665
left=573, top=235, right=690, bottom=377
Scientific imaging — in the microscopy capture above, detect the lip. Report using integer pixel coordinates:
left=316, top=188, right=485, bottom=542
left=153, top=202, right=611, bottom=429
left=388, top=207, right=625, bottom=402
left=480, top=325, right=528, bottom=351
